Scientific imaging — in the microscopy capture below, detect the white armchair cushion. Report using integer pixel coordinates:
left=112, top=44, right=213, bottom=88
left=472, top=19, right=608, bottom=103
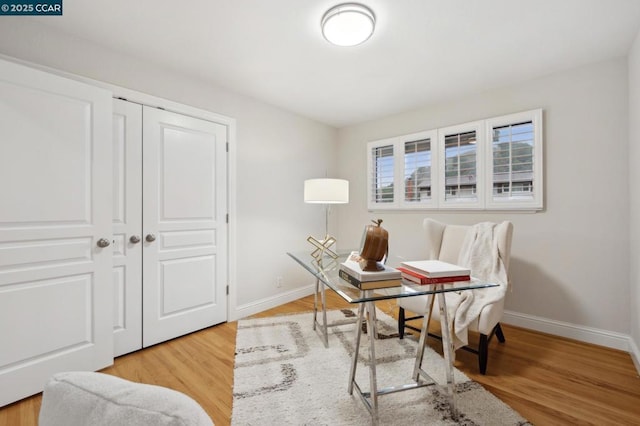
left=439, top=226, right=470, bottom=264
left=39, top=371, right=213, bottom=426
left=398, top=218, right=513, bottom=339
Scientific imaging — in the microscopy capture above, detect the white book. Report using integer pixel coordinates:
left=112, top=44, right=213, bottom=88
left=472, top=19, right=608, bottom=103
left=399, top=260, right=470, bottom=278
left=340, top=252, right=401, bottom=282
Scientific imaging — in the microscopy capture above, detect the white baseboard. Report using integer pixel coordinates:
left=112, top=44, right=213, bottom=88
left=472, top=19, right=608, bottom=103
left=232, top=285, right=315, bottom=320
left=231, top=291, right=640, bottom=375
left=503, top=310, right=631, bottom=352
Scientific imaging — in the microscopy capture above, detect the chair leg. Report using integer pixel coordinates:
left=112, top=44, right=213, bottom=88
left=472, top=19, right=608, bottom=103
left=495, top=323, right=506, bottom=343
left=478, top=333, right=489, bottom=375
left=398, top=307, right=406, bottom=339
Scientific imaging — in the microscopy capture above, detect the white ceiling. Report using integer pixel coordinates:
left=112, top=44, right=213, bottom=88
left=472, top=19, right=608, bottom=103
left=31, top=0, right=640, bottom=127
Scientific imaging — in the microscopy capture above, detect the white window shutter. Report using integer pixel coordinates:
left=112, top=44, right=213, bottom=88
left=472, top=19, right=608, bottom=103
left=485, top=109, right=543, bottom=210
left=438, top=121, right=485, bottom=209
left=367, top=139, right=396, bottom=209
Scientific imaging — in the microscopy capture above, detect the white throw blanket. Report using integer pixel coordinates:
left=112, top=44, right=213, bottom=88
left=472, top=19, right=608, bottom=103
left=445, top=222, right=509, bottom=349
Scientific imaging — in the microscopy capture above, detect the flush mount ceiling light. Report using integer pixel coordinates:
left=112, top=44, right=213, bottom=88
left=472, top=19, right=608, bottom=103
left=321, top=3, right=376, bottom=47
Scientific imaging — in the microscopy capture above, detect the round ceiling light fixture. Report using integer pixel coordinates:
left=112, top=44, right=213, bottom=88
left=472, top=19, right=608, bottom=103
left=321, top=3, right=376, bottom=47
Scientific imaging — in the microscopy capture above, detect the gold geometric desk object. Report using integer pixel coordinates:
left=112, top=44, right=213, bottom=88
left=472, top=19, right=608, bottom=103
left=307, top=235, right=338, bottom=260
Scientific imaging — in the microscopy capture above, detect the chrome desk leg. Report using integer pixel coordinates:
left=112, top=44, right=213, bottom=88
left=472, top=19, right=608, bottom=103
left=320, top=279, right=328, bottom=347
left=352, top=294, right=444, bottom=423
left=413, top=293, right=435, bottom=380
left=348, top=302, right=366, bottom=395
left=312, top=277, right=329, bottom=348
left=370, top=301, right=379, bottom=339
left=437, top=292, right=458, bottom=420
left=365, top=299, right=379, bottom=416
left=313, top=278, right=319, bottom=331
left=349, top=300, right=380, bottom=422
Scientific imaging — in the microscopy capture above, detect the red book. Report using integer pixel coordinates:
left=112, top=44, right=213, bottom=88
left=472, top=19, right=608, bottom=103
left=397, top=267, right=470, bottom=285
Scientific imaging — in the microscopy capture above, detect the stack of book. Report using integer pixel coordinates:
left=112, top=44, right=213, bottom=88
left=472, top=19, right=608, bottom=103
left=397, top=260, right=470, bottom=285
left=339, top=252, right=402, bottom=290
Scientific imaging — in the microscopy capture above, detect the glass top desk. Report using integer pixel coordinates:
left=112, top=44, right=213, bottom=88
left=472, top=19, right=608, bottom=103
left=287, top=250, right=498, bottom=422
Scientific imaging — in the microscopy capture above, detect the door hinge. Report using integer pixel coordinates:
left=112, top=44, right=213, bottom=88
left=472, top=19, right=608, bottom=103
left=226, top=285, right=229, bottom=295
left=226, top=213, right=229, bottom=224
left=226, top=142, right=229, bottom=152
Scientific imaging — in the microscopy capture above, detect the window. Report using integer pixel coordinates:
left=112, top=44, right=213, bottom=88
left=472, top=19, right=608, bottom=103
left=370, top=145, right=395, bottom=203
left=485, top=109, right=543, bottom=209
left=439, top=121, right=485, bottom=209
left=404, top=136, right=433, bottom=203
left=367, top=109, right=543, bottom=211
left=368, top=131, right=437, bottom=210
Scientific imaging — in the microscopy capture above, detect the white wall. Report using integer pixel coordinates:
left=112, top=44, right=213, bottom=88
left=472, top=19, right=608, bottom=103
left=337, top=58, right=631, bottom=349
left=1, top=19, right=636, bottom=352
left=0, top=20, right=337, bottom=319
left=629, top=29, right=640, bottom=366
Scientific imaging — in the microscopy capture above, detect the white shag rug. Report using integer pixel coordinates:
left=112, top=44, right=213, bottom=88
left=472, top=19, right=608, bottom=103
left=231, top=308, right=530, bottom=425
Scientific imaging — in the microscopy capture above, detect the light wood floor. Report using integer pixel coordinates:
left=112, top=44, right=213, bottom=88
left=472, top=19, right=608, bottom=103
left=2, top=292, right=639, bottom=426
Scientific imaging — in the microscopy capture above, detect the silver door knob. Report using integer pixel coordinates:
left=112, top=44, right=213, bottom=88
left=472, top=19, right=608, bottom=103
left=97, top=238, right=111, bottom=248
left=145, top=234, right=156, bottom=242
left=129, top=235, right=141, bottom=244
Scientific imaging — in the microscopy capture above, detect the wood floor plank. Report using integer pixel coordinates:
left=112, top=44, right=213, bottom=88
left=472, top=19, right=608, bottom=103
left=1, top=293, right=639, bottom=426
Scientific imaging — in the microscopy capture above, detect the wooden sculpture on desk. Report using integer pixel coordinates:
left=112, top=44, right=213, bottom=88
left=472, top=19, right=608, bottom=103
left=359, top=219, right=388, bottom=271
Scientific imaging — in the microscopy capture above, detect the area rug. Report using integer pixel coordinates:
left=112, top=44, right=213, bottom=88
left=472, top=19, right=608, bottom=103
left=231, top=308, right=530, bottom=425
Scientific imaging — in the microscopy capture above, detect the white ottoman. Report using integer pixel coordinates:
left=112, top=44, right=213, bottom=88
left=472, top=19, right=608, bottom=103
left=39, top=371, right=213, bottom=426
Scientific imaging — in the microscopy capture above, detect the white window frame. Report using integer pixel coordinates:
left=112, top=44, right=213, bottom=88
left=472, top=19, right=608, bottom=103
left=366, top=109, right=543, bottom=212
left=485, top=109, right=543, bottom=210
left=367, top=131, right=438, bottom=210
left=438, top=121, right=485, bottom=210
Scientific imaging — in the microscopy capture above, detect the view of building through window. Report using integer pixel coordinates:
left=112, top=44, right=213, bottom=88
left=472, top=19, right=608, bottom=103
left=404, top=138, right=431, bottom=202
left=372, top=145, right=394, bottom=203
left=444, top=131, right=477, bottom=201
left=492, top=121, right=534, bottom=199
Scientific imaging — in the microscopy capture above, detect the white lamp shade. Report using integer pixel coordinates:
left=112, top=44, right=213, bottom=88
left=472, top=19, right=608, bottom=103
left=321, top=3, right=375, bottom=47
left=304, top=178, right=349, bottom=204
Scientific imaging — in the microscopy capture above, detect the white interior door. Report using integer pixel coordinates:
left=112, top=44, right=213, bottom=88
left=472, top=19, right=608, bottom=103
left=142, top=106, right=228, bottom=347
left=0, top=59, right=113, bottom=406
left=112, top=99, right=143, bottom=356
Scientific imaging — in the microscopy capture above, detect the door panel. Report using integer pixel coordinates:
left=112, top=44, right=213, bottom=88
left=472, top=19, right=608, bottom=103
left=161, top=255, right=216, bottom=314
left=0, top=237, right=91, bottom=269
left=0, top=59, right=112, bottom=406
left=112, top=99, right=143, bottom=356
left=1, top=81, right=92, bottom=224
left=142, top=107, right=227, bottom=347
left=1, top=275, right=94, bottom=367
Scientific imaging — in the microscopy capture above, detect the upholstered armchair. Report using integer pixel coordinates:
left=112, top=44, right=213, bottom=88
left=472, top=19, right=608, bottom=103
left=397, top=218, right=513, bottom=374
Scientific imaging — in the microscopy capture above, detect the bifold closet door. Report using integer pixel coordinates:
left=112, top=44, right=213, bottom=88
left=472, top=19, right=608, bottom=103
left=142, top=106, right=228, bottom=347
left=112, top=99, right=143, bottom=356
left=0, top=59, right=113, bottom=406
